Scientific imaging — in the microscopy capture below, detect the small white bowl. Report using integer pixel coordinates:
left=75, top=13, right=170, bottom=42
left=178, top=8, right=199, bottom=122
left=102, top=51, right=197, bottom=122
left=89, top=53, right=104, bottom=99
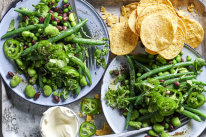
left=40, top=106, right=79, bottom=137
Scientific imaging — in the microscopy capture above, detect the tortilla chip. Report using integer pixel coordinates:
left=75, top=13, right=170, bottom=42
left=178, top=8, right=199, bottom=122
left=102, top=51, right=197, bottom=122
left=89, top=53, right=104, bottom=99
left=128, top=9, right=139, bottom=35
left=120, top=2, right=139, bottom=23
left=145, top=48, right=158, bottom=55
left=136, top=4, right=177, bottom=35
left=182, top=18, right=204, bottom=48
left=107, top=15, right=119, bottom=26
left=140, top=13, right=175, bottom=52
left=159, top=27, right=185, bottom=60
left=109, top=22, right=139, bottom=55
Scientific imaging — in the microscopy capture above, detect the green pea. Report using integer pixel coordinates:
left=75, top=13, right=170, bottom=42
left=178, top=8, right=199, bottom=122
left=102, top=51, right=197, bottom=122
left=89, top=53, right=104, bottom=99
left=10, top=75, right=21, bottom=88
left=152, top=64, right=157, bottom=69
left=69, top=13, right=75, bottom=22
left=165, top=118, right=170, bottom=123
left=68, top=5, right=72, bottom=11
left=80, top=75, right=87, bottom=86
left=29, top=33, right=35, bottom=38
left=170, top=68, right=175, bottom=74
left=63, top=22, right=68, bottom=27
left=58, top=16, right=63, bottom=21
left=125, top=80, right=129, bottom=85
left=38, top=28, right=43, bottom=33
left=36, top=33, right=40, bottom=37
left=130, top=110, right=139, bottom=120
left=161, top=131, right=171, bottom=137
left=52, top=21, right=58, bottom=26
left=63, top=0, right=68, bottom=3
left=153, top=123, right=164, bottom=133
left=179, top=68, right=188, bottom=73
left=52, top=85, right=57, bottom=91
left=28, top=68, right=37, bottom=77
left=164, top=123, right=169, bottom=129
left=179, top=51, right=184, bottom=56
left=25, top=85, right=36, bottom=98
left=158, top=72, right=163, bottom=76
left=142, top=120, right=150, bottom=128
left=53, top=92, right=57, bottom=96
left=22, top=31, right=31, bottom=37
left=187, top=55, right=192, bottom=61
left=71, top=21, right=77, bottom=27
left=43, top=85, right=52, bottom=96
left=64, top=8, right=69, bottom=13
left=33, top=36, right=38, bottom=41
left=148, top=129, right=158, bottom=136
left=163, top=71, right=170, bottom=75
left=29, top=43, right=32, bottom=47
left=154, top=114, right=164, bottom=122
left=171, top=117, right=181, bottom=127
left=176, top=55, right=181, bottom=63
left=137, top=73, right=141, bottom=77
left=172, top=59, right=177, bottom=64
left=53, top=12, right=58, bottom=17
left=156, top=55, right=167, bottom=64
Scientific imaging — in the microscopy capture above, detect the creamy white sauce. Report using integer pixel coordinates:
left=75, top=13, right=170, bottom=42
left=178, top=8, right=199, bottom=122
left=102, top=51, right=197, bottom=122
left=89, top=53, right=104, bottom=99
left=40, top=106, right=78, bottom=137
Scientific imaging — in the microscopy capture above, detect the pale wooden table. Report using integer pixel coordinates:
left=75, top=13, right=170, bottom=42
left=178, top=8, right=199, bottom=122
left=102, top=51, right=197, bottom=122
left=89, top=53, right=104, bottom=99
left=1, top=0, right=206, bottom=137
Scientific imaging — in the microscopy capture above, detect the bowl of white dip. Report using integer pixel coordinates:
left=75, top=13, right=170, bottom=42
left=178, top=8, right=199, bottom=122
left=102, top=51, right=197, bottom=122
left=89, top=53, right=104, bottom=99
left=40, top=106, right=79, bottom=137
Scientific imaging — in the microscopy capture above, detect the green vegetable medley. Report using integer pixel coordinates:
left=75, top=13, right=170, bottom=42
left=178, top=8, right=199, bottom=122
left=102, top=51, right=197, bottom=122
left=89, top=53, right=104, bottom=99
left=2, top=0, right=109, bottom=102
left=105, top=52, right=206, bottom=137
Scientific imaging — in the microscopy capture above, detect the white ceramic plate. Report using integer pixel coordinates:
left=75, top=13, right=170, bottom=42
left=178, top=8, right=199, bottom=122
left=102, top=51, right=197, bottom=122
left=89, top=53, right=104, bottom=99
left=101, top=45, right=206, bottom=136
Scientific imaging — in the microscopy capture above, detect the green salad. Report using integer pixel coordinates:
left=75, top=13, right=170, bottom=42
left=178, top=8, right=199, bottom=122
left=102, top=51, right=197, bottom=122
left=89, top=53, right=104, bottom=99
left=105, top=52, right=206, bottom=137
left=2, top=0, right=109, bottom=102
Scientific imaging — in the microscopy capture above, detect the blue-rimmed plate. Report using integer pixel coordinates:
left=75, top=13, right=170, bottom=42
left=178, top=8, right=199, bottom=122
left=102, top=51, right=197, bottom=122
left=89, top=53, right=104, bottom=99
left=0, top=0, right=109, bottom=106
left=101, top=45, right=206, bottom=136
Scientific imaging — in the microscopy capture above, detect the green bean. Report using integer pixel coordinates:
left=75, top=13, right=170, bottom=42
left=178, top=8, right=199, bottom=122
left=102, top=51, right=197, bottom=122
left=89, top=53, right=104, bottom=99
left=68, top=53, right=92, bottom=85
left=21, top=19, right=88, bottom=56
left=138, top=112, right=158, bottom=122
left=164, top=75, right=196, bottom=85
left=135, top=92, right=144, bottom=105
left=25, top=85, right=36, bottom=98
left=183, top=105, right=206, bottom=118
left=14, top=9, right=41, bottom=17
left=182, top=87, right=193, bottom=101
left=192, top=79, right=206, bottom=86
left=44, top=13, right=51, bottom=27
left=155, top=72, right=194, bottom=80
left=137, top=61, right=194, bottom=81
left=70, top=37, right=106, bottom=45
left=177, top=110, right=201, bottom=122
left=153, top=123, right=164, bottom=133
left=43, top=85, right=52, bottom=96
left=1, top=24, right=44, bottom=39
left=10, top=75, right=21, bottom=88
left=38, top=74, right=44, bottom=88
left=134, top=60, right=151, bottom=72
left=171, top=117, right=181, bottom=127
left=47, top=18, right=88, bottom=43
left=125, top=55, right=136, bottom=129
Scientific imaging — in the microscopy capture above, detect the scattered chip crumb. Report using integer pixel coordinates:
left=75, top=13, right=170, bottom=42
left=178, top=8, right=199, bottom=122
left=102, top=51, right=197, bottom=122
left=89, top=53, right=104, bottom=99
left=177, top=6, right=181, bottom=10
left=78, top=112, right=83, bottom=118
left=100, top=6, right=106, bottom=12
left=188, top=3, right=195, bottom=12
left=96, top=122, right=112, bottom=136
left=195, top=9, right=198, bottom=13
left=101, top=13, right=111, bottom=20
left=176, top=10, right=185, bottom=17
left=94, top=94, right=100, bottom=99
left=107, top=15, right=119, bottom=26
left=86, top=114, right=94, bottom=122
left=121, top=6, right=126, bottom=16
